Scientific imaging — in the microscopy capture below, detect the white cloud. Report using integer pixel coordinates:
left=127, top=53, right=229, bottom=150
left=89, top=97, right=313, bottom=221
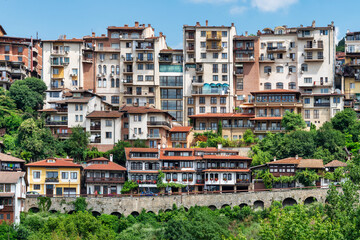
left=188, top=0, right=236, bottom=4
left=335, top=27, right=341, bottom=44
left=251, top=0, right=298, bottom=12
left=230, top=6, right=247, bottom=15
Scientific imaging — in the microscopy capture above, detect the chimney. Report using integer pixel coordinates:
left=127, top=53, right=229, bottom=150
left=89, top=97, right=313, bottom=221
left=231, top=23, right=234, bottom=27
left=124, top=24, right=128, bottom=27
left=331, top=21, right=334, bottom=26
left=206, top=20, right=208, bottom=26
left=245, top=31, right=248, bottom=37
left=273, top=156, right=276, bottom=161
left=135, top=21, right=139, bottom=27
left=217, top=143, right=222, bottom=150
left=64, top=35, right=66, bottom=39
left=312, top=20, right=316, bottom=28
left=347, top=29, right=350, bottom=33
left=159, top=32, right=163, bottom=37
left=92, top=32, right=95, bottom=37
left=110, top=154, right=113, bottom=162
left=196, top=22, right=200, bottom=27
left=295, top=155, right=298, bottom=160
left=148, top=24, right=151, bottom=27
left=300, top=24, right=303, bottom=27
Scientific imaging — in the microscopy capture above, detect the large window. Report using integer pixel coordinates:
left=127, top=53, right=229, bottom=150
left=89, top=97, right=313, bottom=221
left=264, top=82, right=271, bottom=89
left=160, top=76, right=183, bottom=86
left=160, top=89, right=183, bottom=99
left=264, top=66, right=272, bottom=73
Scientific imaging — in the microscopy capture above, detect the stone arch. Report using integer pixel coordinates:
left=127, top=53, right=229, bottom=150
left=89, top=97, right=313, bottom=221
left=239, top=203, right=248, bottom=208
left=221, top=204, right=230, bottom=209
left=92, top=211, right=101, bottom=217
left=253, top=200, right=264, bottom=210
left=147, top=211, right=155, bottom=214
left=165, top=209, right=172, bottom=212
left=29, top=207, right=39, bottom=213
left=49, top=210, right=58, bottom=214
left=68, top=210, right=75, bottom=214
left=208, top=205, right=217, bottom=211
left=282, top=198, right=297, bottom=207
left=110, top=212, right=122, bottom=218
left=304, top=197, right=317, bottom=205
left=131, top=211, right=140, bottom=217
left=183, top=207, right=189, bottom=212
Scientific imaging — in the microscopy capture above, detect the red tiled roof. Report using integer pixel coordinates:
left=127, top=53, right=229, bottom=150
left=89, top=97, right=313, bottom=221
left=233, top=35, right=258, bottom=40
left=162, top=148, right=194, bottom=152
left=203, top=155, right=251, bottom=160
left=0, top=153, right=25, bottom=163
left=251, top=89, right=300, bottom=94
left=188, top=113, right=255, bottom=118
left=250, top=117, right=282, bottom=121
left=161, top=156, right=196, bottom=161
left=203, top=169, right=250, bottom=172
left=267, top=157, right=301, bottom=165
left=26, top=158, right=81, bottom=168
left=125, top=147, right=158, bottom=160
left=91, top=157, right=109, bottom=161
left=129, top=171, right=159, bottom=174
left=325, top=160, right=347, bottom=168
left=120, top=106, right=168, bottom=114
left=162, top=170, right=196, bottom=173
left=107, top=26, right=146, bottom=30
left=84, top=161, right=126, bottom=171
left=38, top=108, right=57, bottom=112
left=127, top=158, right=159, bottom=161
left=87, top=111, right=123, bottom=118
left=297, top=159, right=324, bottom=169
left=43, top=38, right=84, bottom=43
left=169, top=126, right=192, bottom=132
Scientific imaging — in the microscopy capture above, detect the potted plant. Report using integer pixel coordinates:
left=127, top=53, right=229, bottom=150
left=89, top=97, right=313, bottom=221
left=215, top=178, right=218, bottom=181
left=223, top=178, right=227, bottom=181
left=206, top=178, right=208, bottom=181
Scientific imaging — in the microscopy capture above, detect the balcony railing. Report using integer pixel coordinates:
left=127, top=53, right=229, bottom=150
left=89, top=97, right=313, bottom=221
left=304, top=56, right=324, bottom=61
left=314, top=102, right=330, bottom=107
left=159, top=57, right=172, bottom=62
left=196, top=179, right=205, bottom=184
left=193, top=127, right=217, bottom=131
left=223, top=124, right=254, bottom=128
left=45, top=177, right=59, bottom=183
left=162, top=166, right=181, bottom=170
left=304, top=44, right=323, bottom=49
left=206, top=46, right=223, bottom=51
left=136, top=57, right=154, bottom=62
left=192, top=79, right=204, bottom=84
left=191, top=89, right=228, bottom=95
left=171, top=138, right=187, bottom=141
left=91, top=138, right=101, bottom=143
left=235, top=57, right=255, bottom=62
left=136, top=45, right=154, bottom=50
left=148, top=134, right=160, bottom=139
left=147, top=121, right=171, bottom=128
left=55, top=108, right=68, bottom=112
left=186, top=46, right=195, bottom=51
left=134, top=180, right=157, bottom=184
left=86, top=177, right=125, bottom=183
left=254, top=127, right=285, bottom=131
left=259, top=57, right=275, bottom=61
left=267, top=46, right=286, bottom=51
left=46, top=121, right=68, bottom=126
left=90, top=125, right=101, bottom=130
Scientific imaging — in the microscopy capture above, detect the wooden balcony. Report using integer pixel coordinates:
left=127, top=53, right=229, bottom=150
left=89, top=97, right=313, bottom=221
left=86, top=177, right=125, bottom=183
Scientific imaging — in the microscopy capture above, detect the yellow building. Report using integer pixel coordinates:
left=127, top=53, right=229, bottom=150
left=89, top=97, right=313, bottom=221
left=25, top=158, right=82, bottom=197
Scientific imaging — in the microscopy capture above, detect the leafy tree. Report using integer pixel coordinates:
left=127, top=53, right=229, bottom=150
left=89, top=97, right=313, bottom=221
left=133, top=139, right=148, bottom=148
left=121, top=181, right=139, bottom=194
left=72, top=197, right=88, bottom=212
left=217, top=120, right=222, bottom=136
left=295, top=169, right=320, bottom=186
left=107, top=140, right=131, bottom=165
left=331, top=108, right=357, bottom=133
left=281, top=111, right=306, bottom=132
left=37, top=197, right=51, bottom=212
left=336, top=37, right=345, bottom=52
left=64, top=126, right=90, bottom=162
left=243, top=129, right=256, bottom=145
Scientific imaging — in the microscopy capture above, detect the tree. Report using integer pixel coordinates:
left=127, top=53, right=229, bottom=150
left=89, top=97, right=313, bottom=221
left=107, top=140, right=131, bottom=165
left=336, top=37, right=345, bottom=52
left=217, top=120, right=222, bottom=136
left=281, top=111, right=306, bottom=132
left=9, top=77, right=46, bottom=111
left=243, top=129, right=256, bottom=145
left=331, top=108, right=357, bottom=133
left=64, top=126, right=90, bottom=162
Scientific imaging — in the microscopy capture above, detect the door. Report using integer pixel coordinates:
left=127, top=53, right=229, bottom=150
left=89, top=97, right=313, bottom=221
left=46, top=185, right=54, bottom=197
left=56, top=187, right=63, bottom=196
left=103, top=186, right=108, bottom=195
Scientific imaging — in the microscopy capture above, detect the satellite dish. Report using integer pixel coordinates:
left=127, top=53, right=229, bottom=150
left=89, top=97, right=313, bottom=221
left=335, top=89, right=341, bottom=94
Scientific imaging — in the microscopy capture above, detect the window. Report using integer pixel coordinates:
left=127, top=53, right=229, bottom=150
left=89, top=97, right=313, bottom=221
left=213, top=53, right=218, bottom=59
left=305, top=110, right=310, bottom=119
left=201, top=42, right=206, bottom=48
left=277, top=53, right=283, bottom=59
left=80, top=115, right=83, bottom=122
left=18, top=46, right=23, bottom=53
left=111, top=32, right=119, bottom=38
left=211, top=107, right=217, bottom=113
left=111, top=43, right=120, bottom=49
left=276, top=66, right=284, bottom=73
left=290, top=42, right=295, bottom=48
left=137, top=75, right=143, bottom=81
left=301, top=64, right=308, bottom=72
left=276, top=82, right=283, bottom=89
left=264, top=66, right=271, bottom=73
left=289, top=82, right=296, bottom=89
left=200, top=107, right=205, bottom=113
left=188, top=98, right=194, bottom=104
left=106, top=132, right=112, bottom=138
left=33, top=171, right=40, bottom=179
left=75, top=115, right=79, bottom=122
left=71, top=172, right=77, bottom=179
left=99, top=54, right=105, bottom=61
left=222, top=42, right=227, bottom=48
left=201, top=31, right=206, bottom=37
left=62, top=172, right=69, bottom=179
left=211, top=97, right=217, bottom=104
left=222, top=53, right=227, bottom=59
left=138, top=64, right=143, bottom=70
left=350, top=83, right=355, bottom=89
left=220, top=107, right=226, bottom=113
left=333, top=97, right=340, bottom=103
left=289, top=66, right=296, bottom=73
left=213, top=75, right=218, bottom=81
left=188, top=107, right=194, bottom=116
left=314, top=110, right=319, bottom=119
left=201, top=53, right=206, bottom=59
left=103, top=65, right=107, bottom=74
left=304, top=98, right=310, bottom=104
left=18, top=56, right=22, bottom=61
left=290, top=53, right=296, bottom=60
left=103, top=78, right=107, bottom=88
left=320, top=30, right=328, bottom=35
left=145, top=75, right=154, bottom=81
left=212, top=64, right=218, bottom=73
left=304, top=78, right=312, bottom=84
left=220, top=97, right=226, bottom=104
left=222, top=75, right=228, bottom=81
left=222, top=31, right=227, bottom=37
left=106, top=120, right=112, bottom=127
left=264, top=82, right=271, bottom=89
left=111, top=96, right=119, bottom=104
left=199, top=97, right=205, bottom=104
left=237, top=79, right=243, bottom=90
left=145, top=64, right=154, bottom=70
left=222, top=64, right=227, bottom=73
left=34, top=185, right=40, bottom=190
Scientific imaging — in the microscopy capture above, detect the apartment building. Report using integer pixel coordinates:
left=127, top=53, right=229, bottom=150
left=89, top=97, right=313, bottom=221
left=183, top=20, right=236, bottom=124
left=159, top=49, right=184, bottom=124
left=0, top=172, right=26, bottom=224
left=125, top=147, right=252, bottom=193
left=233, top=34, right=260, bottom=107
left=26, top=158, right=82, bottom=197
left=167, top=126, right=193, bottom=148
left=84, top=156, right=126, bottom=195
left=0, top=25, right=42, bottom=90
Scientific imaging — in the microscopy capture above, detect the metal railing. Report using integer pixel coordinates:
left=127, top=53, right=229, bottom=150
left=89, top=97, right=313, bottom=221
left=46, top=121, right=68, bottom=126
left=86, top=177, right=125, bottom=183
left=147, top=121, right=171, bottom=128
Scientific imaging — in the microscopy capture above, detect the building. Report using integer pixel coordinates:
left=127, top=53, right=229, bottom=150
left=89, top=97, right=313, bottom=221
left=167, top=126, right=193, bottom=148
left=25, top=158, right=82, bottom=197
left=84, top=156, right=126, bottom=195
left=0, top=153, right=25, bottom=171
left=183, top=20, right=237, bottom=124
left=0, top=172, right=26, bottom=224
left=0, top=25, right=42, bottom=90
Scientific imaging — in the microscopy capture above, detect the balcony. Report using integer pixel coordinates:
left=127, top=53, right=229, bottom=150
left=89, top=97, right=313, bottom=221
left=304, top=56, right=324, bottom=62
left=147, top=121, right=171, bottom=129
left=90, top=125, right=101, bottom=131
left=148, top=134, right=161, bottom=139
left=161, top=166, right=181, bottom=171
left=196, top=68, right=203, bottom=74
left=51, top=50, right=65, bottom=55
left=82, top=57, right=93, bottom=63
left=314, top=102, right=330, bottom=107
left=191, top=89, right=228, bottom=95
left=136, top=57, right=154, bottom=62
left=45, top=177, right=59, bottom=183
left=46, top=121, right=68, bottom=126
left=223, top=124, right=254, bottom=129
left=123, top=69, right=133, bottom=74
left=95, top=47, right=120, bottom=52
left=171, top=138, right=187, bottom=142
left=86, top=177, right=125, bottom=183
left=196, top=179, right=205, bottom=184
left=91, top=138, right=101, bottom=143
left=124, top=57, right=133, bottom=62
left=206, top=34, right=221, bottom=41
left=193, top=127, right=217, bottom=131
left=11, top=68, right=25, bottom=74
left=186, top=35, right=195, bottom=41
left=0, top=205, right=14, bottom=212
left=123, top=79, right=133, bottom=84
left=192, top=79, right=204, bottom=86
left=267, top=46, right=287, bottom=52
left=57, top=133, right=69, bottom=138
left=235, top=57, right=255, bottom=62
left=235, top=179, right=250, bottom=185
left=234, top=71, right=244, bottom=78
left=136, top=45, right=154, bottom=51
left=0, top=66, right=11, bottom=72
left=159, top=57, right=172, bottom=62
left=206, top=46, right=223, bottom=52
left=234, top=46, right=254, bottom=51
left=55, top=107, right=68, bottom=112
left=134, top=180, right=157, bottom=185
left=254, top=127, right=285, bottom=132
left=186, top=46, right=195, bottom=52
left=124, top=91, right=133, bottom=95
left=298, top=33, right=314, bottom=39
left=304, top=44, right=323, bottom=51
left=259, top=57, right=275, bottom=63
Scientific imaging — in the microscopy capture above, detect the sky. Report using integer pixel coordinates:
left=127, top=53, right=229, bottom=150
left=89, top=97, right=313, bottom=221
left=1, top=0, right=359, bottom=48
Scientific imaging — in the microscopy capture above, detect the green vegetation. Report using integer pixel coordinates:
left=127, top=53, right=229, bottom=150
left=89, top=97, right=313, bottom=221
left=121, top=181, right=139, bottom=194
left=336, top=37, right=345, bottom=52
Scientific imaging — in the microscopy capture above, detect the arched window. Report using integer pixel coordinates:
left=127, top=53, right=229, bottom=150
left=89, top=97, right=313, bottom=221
left=98, top=65, right=102, bottom=74
left=111, top=78, right=115, bottom=88
left=111, top=65, right=115, bottom=74
left=116, top=78, right=120, bottom=88
left=289, top=82, right=296, bottom=89
left=301, top=64, right=308, bottom=72
left=276, top=66, right=284, bottom=73
left=264, top=66, right=271, bottom=73
left=103, top=78, right=107, bottom=88
left=97, top=78, right=102, bottom=88
left=264, top=82, right=271, bottom=89
left=289, top=65, right=296, bottom=73
left=276, top=82, right=284, bottom=89
left=116, top=65, right=120, bottom=75
left=103, top=65, right=107, bottom=74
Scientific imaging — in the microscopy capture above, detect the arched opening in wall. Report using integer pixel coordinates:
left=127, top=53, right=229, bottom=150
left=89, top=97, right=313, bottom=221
left=239, top=203, right=248, bottom=209
left=208, top=205, right=217, bottom=211
left=221, top=204, right=230, bottom=209
left=92, top=211, right=101, bottom=217
left=165, top=209, right=172, bottom=213
left=131, top=211, right=140, bottom=217
left=253, top=200, right=264, bottom=210
left=29, top=207, right=39, bottom=213
left=110, top=212, right=122, bottom=218
left=183, top=207, right=189, bottom=212
left=68, top=210, right=75, bottom=215
left=49, top=210, right=57, bottom=214
left=147, top=211, right=155, bottom=215
left=304, top=197, right=317, bottom=205
left=282, top=198, right=297, bottom=207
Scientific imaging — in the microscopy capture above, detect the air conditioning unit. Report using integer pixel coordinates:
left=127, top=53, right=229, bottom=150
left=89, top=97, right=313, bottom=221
left=100, top=59, right=104, bottom=62
left=145, top=92, right=148, bottom=95
left=97, top=73, right=102, bottom=77
left=65, top=50, right=69, bottom=54
left=301, top=70, right=304, bottom=74
left=110, top=56, right=113, bottom=60
left=267, top=72, right=271, bottom=76
left=133, top=134, right=136, bottom=137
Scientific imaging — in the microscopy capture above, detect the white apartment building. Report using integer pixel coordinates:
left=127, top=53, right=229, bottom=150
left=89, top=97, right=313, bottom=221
left=183, top=21, right=237, bottom=124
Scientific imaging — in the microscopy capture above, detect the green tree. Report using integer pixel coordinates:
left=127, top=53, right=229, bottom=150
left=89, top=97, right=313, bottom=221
left=243, top=129, right=256, bottom=145
left=64, top=126, right=90, bottom=162
left=331, top=108, right=357, bottom=133
left=336, top=37, right=345, bottom=52
left=107, top=140, right=132, bottom=165
left=281, top=111, right=306, bottom=132
left=217, top=120, right=222, bottom=136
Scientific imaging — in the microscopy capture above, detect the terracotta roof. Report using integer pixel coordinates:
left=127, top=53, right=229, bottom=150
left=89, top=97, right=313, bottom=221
left=162, top=170, right=196, bottom=173
left=233, top=35, right=258, bottom=40
left=301, top=93, right=345, bottom=97
left=127, top=158, right=160, bottom=161
left=64, top=92, right=73, bottom=97
left=297, top=159, right=324, bottom=169
left=107, top=26, right=146, bottom=30
left=42, top=38, right=84, bottom=43
left=162, top=148, right=194, bottom=152
left=203, top=169, right=250, bottom=172
left=251, top=89, right=300, bottom=94
left=120, top=106, right=169, bottom=114
left=0, top=172, right=25, bottom=184
left=160, top=49, right=183, bottom=53
left=0, top=153, right=25, bottom=163
left=169, top=126, right=193, bottom=132
left=267, top=157, right=301, bottom=165
left=38, top=108, right=57, bottom=112
left=65, top=97, right=93, bottom=103
left=161, top=156, right=196, bottom=161
left=250, top=117, right=282, bottom=121
left=325, top=160, right=347, bottom=168
left=0, top=25, right=7, bottom=35
left=125, top=147, right=158, bottom=160
left=0, top=193, right=15, bottom=197
left=84, top=161, right=126, bottom=171
left=203, top=155, right=251, bottom=160
left=91, top=157, right=109, bottom=161
left=188, top=113, right=255, bottom=118
left=26, top=158, right=81, bottom=168
left=129, top=171, right=159, bottom=174
left=87, top=111, right=123, bottom=118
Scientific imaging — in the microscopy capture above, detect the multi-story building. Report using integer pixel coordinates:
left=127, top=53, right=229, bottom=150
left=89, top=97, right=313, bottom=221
left=233, top=33, right=260, bottom=107
left=183, top=20, right=236, bottom=124
left=0, top=172, right=26, bottom=224
left=167, top=126, right=193, bottom=148
left=0, top=25, right=42, bottom=90
left=25, top=158, right=82, bottom=197
left=159, top=49, right=184, bottom=124
left=84, top=156, right=126, bottom=195
left=0, top=153, right=25, bottom=171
